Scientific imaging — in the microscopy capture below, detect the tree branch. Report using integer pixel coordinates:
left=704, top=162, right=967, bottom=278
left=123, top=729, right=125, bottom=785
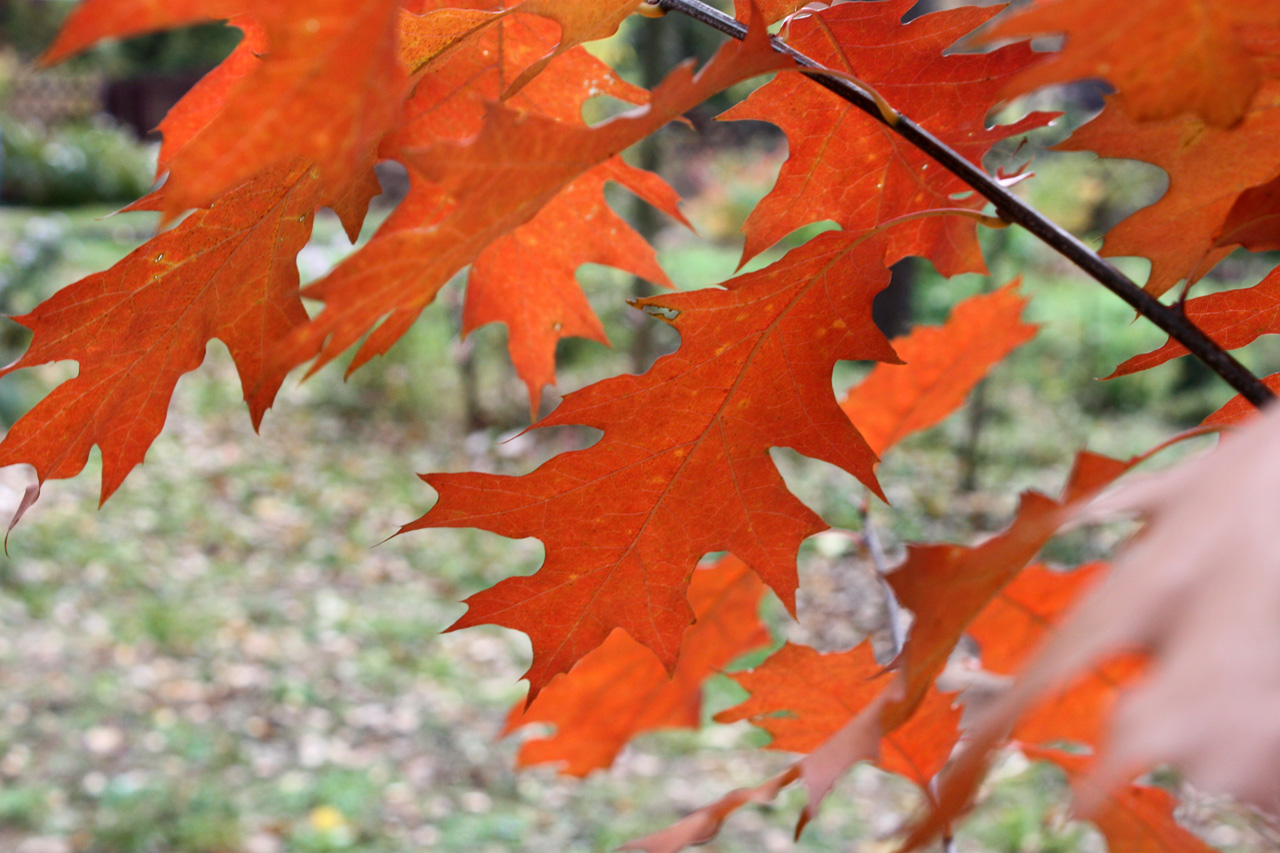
left=653, top=0, right=1275, bottom=409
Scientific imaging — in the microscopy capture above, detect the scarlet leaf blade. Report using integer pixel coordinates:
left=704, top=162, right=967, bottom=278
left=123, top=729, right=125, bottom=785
left=714, top=642, right=885, bottom=754
left=722, top=0, right=1053, bottom=274
left=505, top=555, right=769, bottom=776
left=504, top=0, right=642, bottom=93
left=918, top=408, right=1280, bottom=848
left=41, top=0, right=241, bottom=65
left=982, top=0, right=1280, bottom=128
left=887, top=452, right=1132, bottom=719
left=969, top=563, right=1144, bottom=748
left=158, top=0, right=406, bottom=215
left=621, top=689, right=893, bottom=853
left=842, top=281, right=1036, bottom=456
left=716, top=642, right=960, bottom=789
left=1109, top=264, right=1280, bottom=378
left=271, top=19, right=793, bottom=394
left=1203, top=372, right=1280, bottom=426
left=466, top=157, right=680, bottom=411
left=1216, top=172, right=1280, bottom=251
left=152, top=15, right=267, bottom=177
left=406, top=229, right=895, bottom=700
left=0, top=163, right=330, bottom=502
left=730, top=0, right=811, bottom=25
left=1060, top=86, right=1280, bottom=297
left=1024, top=747, right=1218, bottom=853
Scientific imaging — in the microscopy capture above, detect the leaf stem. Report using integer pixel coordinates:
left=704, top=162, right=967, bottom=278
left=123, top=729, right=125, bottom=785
left=655, top=0, right=1275, bottom=408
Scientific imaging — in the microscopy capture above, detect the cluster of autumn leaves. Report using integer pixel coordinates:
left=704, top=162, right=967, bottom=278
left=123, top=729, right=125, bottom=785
left=9, top=0, right=1280, bottom=849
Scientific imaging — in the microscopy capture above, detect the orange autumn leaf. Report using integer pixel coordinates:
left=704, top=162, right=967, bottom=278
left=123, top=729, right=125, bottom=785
left=0, top=163, right=363, bottom=503
left=1109, top=264, right=1280, bottom=378
left=730, top=0, right=813, bottom=25
left=405, top=228, right=895, bottom=701
left=397, top=4, right=511, bottom=76
left=45, top=0, right=643, bottom=217
left=151, top=15, right=266, bottom=178
left=389, top=14, right=682, bottom=409
left=969, top=563, right=1145, bottom=749
left=842, top=281, right=1036, bottom=457
left=623, top=682, right=896, bottom=853
left=1059, top=86, right=1280, bottom=297
left=157, top=0, right=406, bottom=215
left=982, top=0, right=1280, bottom=128
left=466, top=159, right=680, bottom=410
left=504, top=555, right=769, bottom=776
left=1023, top=747, right=1218, bottom=853
left=1216, top=172, right=1280, bottom=251
left=47, top=0, right=409, bottom=215
left=271, top=19, right=791, bottom=402
left=42, top=0, right=241, bottom=64
left=716, top=642, right=960, bottom=789
left=1204, top=373, right=1280, bottom=426
left=914, top=406, right=1280, bottom=849
left=721, top=0, right=1053, bottom=274
left=715, top=642, right=885, bottom=753
left=887, top=452, right=1133, bottom=717
left=502, top=0, right=641, bottom=93
left=392, top=11, right=680, bottom=407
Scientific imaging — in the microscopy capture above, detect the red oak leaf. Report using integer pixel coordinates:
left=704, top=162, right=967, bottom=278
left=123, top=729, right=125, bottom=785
left=46, top=1, right=642, bottom=216
left=1216, top=173, right=1280, bottom=251
left=504, top=555, right=769, bottom=776
left=157, top=0, right=406, bottom=216
left=1204, top=373, right=1280, bottom=426
left=730, top=0, right=815, bottom=25
left=1023, top=747, right=1218, bottom=853
left=466, top=158, right=681, bottom=411
left=911, top=406, right=1280, bottom=848
left=151, top=15, right=266, bottom=177
left=842, top=281, right=1036, bottom=457
left=970, top=563, right=1145, bottom=749
left=397, top=4, right=511, bottom=77
left=981, top=0, right=1280, bottom=127
left=42, top=0, right=241, bottom=64
left=501, top=0, right=642, bottom=94
left=392, top=13, right=680, bottom=408
left=47, top=0, right=409, bottom=215
left=271, top=19, right=792, bottom=403
left=1059, top=85, right=1280, bottom=297
left=1109, top=264, right=1280, bottom=378
left=887, top=452, right=1133, bottom=716
left=721, top=0, right=1053, bottom=274
left=716, top=642, right=961, bottom=790
left=405, top=228, right=897, bottom=700
left=622, top=683, right=896, bottom=853
left=0, top=163, right=358, bottom=503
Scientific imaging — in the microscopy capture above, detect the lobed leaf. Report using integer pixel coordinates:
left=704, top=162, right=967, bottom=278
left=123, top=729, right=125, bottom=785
left=721, top=0, right=1054, bottom=275
left=406, top=229, right=896, bottom=700
left=981, top=0, right=1280, bottom=128
left=504, top=555, right=769, bottom=776
left=842, top=281, right=1036, bottom=457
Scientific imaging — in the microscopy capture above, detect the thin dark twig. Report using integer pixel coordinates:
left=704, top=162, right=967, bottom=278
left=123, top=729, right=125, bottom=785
left=653, top=0, right=1275, bottom=408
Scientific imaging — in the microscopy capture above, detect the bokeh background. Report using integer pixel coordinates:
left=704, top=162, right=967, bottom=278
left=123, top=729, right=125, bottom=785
left=2, top=1, right=1280, bottom=850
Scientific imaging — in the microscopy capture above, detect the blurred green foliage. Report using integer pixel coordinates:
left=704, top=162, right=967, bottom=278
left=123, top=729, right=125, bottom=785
left=0, top=115, right=155, bottom=205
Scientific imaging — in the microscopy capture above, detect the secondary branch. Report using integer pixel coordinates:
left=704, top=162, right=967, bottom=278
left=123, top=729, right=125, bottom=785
left=653, top=0, right=1275, bottom=408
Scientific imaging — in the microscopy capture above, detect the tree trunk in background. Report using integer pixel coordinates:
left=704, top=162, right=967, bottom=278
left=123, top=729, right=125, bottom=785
left=627, top=15, right=686, bottom=375
left=873, top=261, right=915, bottom=339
